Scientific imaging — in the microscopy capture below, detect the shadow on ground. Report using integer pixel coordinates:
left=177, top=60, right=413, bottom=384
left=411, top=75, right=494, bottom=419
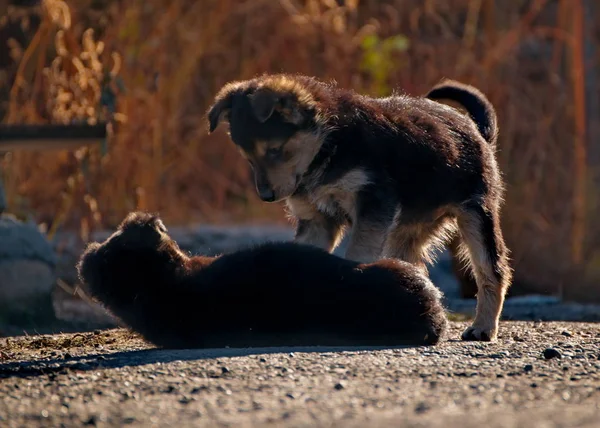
left=0, top=344, right=421, bottom=380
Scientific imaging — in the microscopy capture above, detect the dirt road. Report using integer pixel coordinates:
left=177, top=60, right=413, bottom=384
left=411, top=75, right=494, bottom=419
left=1, top=321, right=599, bottom=427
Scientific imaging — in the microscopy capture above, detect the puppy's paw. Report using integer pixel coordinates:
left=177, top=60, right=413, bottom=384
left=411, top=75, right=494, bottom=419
left=461, top=324, right=497, bottom=342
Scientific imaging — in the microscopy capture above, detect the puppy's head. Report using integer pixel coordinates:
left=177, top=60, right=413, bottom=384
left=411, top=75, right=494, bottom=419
left=77, top=212, right=175, bottom=288
left=207, top=75, right=326, bottom=202
left=114, top=211, right=171, bottom=249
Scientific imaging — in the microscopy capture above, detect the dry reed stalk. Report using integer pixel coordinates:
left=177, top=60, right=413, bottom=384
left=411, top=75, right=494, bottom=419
left=569, top=0, right=587, bottom=267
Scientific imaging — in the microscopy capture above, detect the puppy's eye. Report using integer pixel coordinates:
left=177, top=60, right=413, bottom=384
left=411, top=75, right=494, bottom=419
left=265, top=147, right=282, bottom=160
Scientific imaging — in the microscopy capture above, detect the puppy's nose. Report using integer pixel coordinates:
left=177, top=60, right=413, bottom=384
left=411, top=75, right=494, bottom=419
left=258, top=187, right=275, bottom=202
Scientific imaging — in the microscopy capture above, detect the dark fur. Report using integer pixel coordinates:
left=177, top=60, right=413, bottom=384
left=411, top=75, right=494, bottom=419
left=207, top=74, right=511, bottom=341
left=77, top=212, right=448, bottom=349
left=425, top=79, right=498, bottom=144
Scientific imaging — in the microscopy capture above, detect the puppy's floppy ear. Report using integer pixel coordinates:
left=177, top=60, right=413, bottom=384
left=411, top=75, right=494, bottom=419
left=249, top=88, right=306, bottom=125
left=207, top=95, right=233, bottom=133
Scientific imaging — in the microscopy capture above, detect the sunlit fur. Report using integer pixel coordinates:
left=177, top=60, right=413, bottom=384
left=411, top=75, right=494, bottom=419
left=77, top=212, right=448, bottom=349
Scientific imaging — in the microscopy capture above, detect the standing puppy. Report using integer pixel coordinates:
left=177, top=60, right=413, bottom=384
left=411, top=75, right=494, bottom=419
left=207, top=74, right=511, bottom=341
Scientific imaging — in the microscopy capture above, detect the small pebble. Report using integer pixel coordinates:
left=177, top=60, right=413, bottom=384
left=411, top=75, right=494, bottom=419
left=84, top=416, right=98, bottom=426
left=221, top=366, right=230, bottom=374
left=543, top=348, right=562, bottom=360
left=415, top=402, right=430, bottom=413
left=179, top=396, right=193, bottom=404
left=524, top=364, right=533, bottom=372
left=334, top=382, right=345, bottom=390
left=561, top=331, right=573, bottom=338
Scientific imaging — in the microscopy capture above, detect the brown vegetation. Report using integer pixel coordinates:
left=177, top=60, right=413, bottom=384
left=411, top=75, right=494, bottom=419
left=1, top=0, right=599, bottom=300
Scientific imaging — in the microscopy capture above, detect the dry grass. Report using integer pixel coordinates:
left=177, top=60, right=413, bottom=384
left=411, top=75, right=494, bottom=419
left=0, top=328, right=145, bottom=362
left=1, top=0, right=599, bottom=299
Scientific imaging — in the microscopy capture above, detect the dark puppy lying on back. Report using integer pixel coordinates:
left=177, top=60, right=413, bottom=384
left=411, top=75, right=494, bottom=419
left=77, top=212, right=448, bottom=349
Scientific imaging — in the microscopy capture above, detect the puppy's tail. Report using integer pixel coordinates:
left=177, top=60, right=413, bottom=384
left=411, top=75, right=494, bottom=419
left=426, top=79, right=498, bottom=145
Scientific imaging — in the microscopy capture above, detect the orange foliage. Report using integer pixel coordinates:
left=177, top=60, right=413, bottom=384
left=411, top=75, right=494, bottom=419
left=2, top=0, right=600, bottom=299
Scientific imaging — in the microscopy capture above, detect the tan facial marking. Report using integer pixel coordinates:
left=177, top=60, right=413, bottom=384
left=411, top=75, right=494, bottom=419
left=254, top=141, right=268, bottom=158
left=255, top=130, right=324, bottom=200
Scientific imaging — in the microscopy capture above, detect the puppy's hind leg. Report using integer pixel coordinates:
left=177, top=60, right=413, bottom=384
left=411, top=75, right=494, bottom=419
left=383, top=214, right=457, bottom=275
left=448, top=234, right=479, bottom=299
left=456, top=201, right=512, bottom=342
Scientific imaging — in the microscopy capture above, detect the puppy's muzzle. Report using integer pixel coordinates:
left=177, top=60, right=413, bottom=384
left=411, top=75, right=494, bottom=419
left=257, top=185, right=275, bottom=202
left=253, top=169, right=276, bottom=202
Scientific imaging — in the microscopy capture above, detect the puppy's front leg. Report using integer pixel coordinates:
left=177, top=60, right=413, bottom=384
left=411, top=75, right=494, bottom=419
left=294, top=214, right=346, bottom=253
left=288, top=197, right=346, bottom=253
left=344, top=218, right=388, bottom=263
left=344, top=192, right=396, bottom=263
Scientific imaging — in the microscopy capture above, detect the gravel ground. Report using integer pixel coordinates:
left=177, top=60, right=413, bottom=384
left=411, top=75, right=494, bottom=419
left=1, top=321, right=599, bottom=427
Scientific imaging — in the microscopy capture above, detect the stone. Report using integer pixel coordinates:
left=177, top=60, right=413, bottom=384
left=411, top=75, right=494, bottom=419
left=543, top=348, right=562, bottom=360
left=0, top=214, right=57, bottom=316
left=0, top=214, right=56, bottom=265
left=0, top=260, right=55, bottom=307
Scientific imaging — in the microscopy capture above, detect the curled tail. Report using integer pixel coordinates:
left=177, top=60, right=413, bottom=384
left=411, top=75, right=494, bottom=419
left=426, top=79, right=498, bottom=145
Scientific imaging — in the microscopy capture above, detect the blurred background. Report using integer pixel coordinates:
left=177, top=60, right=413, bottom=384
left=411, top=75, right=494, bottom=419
left=1, top=0, right=599, bottom=333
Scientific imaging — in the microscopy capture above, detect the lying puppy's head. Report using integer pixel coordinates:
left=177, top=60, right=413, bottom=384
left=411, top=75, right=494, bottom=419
left=77, top=212, right=177, bottom=289
left=104, top=211, right=170, bottom=250
left=207, top=74, right=327, bottom=202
